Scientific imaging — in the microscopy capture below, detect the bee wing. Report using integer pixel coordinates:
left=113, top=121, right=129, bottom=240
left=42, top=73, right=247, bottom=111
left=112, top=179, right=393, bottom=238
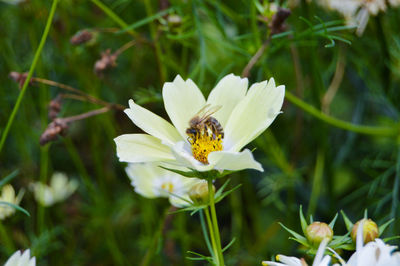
left=197, top=105, right=222, bottom=122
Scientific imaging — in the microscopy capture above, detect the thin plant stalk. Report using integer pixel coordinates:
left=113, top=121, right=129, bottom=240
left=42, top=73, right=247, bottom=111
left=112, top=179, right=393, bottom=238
left=285, top=91, right=398, bottom=137
left=199, top=210, right=215, bottom=259
left=0, top=0, right=59, bottom=154
left=204, top=207, right=219, bottom=263
left=208, top=179, right=224, bottom=266
left=0, top=222, right=15, bottom=253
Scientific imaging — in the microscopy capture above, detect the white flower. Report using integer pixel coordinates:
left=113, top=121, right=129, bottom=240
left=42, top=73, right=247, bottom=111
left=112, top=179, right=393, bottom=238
left=318, top=0, right=394, bottom=35
left=115, top=74, right=285, bottom=173
left=30, top=172, right=78, bottom=207
left=125, top=162, right=205, bottom=207
left=388, top=0, right=400, bottom=6
left=4, top=249, right=36, bottom=266
left=0, top=184, right=24, bottom=220
left=344, top=239, right=400, bottom=266
left=262, top=239, right=331, bottom=266
left=330, top=220, right=400, bottom=266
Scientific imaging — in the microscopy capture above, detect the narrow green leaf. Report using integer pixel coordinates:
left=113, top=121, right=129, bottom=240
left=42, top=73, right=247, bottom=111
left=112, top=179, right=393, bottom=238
left=378, top=218, right=395, bottom=236
left=222, top=237, right=236, bottom=253
left=0, top=201, right=30, bottom=217
left=299, top=205, right=308, bottom=236
left=118, top=7, right=174, bottom=33
left=215, top=184, right=242, bottom=204
left=279, top=222, right=307, bottom=241
left=383, top=236, right=400, bottom=242
left=341, top=210, right=354, bottom=232
left=214, top=179, right=230, bottom=199
left=0, top=169, right=19, bottom=188
left=289, top=237, right=310, bottom=247
left=363, top=209, right=368, bottom=219
left=159, top=166, right=200, bottom=178
left=329, top=213, right=339, bottom=229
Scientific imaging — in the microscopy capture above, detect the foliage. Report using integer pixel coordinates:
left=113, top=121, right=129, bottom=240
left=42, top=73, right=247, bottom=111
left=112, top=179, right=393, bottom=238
left=0, top=0, right=400, bottom=265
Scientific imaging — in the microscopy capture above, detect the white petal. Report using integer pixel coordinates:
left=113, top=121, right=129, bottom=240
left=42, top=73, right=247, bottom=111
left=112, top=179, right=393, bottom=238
left=206, top=74, right=248, bottom=127
left=224, top=78, right=285, bottom=151
left=124, top=99, right=182, bottom=145
left=208, top=149, right=263, bottom=172
left=163, top=75, right=206, bottom=138
left=125, top=163, right=161, bottom=198
left=114, top=134, right=175, bottom=163
left=277, top=255, right=303, bottom=266
left=28, top=257, right=36, bottom=266
left=169, top=194, right=192, bottom=208
left=4, top=250, right=21, bottom=266
left=261, top=261, right=287, bottom=266
left=313, top=239, right=329, bottom=266
left=19, top=250, right=30, bottom=265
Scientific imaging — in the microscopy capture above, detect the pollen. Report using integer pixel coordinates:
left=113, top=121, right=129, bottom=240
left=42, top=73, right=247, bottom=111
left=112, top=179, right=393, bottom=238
left=161, top=182, right=174, bottom=193
left=188, top=134, right=223, bottom=164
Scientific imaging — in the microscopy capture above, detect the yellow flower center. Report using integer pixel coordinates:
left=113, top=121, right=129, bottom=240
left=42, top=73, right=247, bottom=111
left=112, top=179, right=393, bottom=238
left=161, top=182, right=174, bottom=193
left=188, top=133, right=223, bottom=164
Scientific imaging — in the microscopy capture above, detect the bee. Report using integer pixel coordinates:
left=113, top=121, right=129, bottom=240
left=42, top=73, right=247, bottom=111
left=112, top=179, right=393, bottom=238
left=186, top=104, right=224, bottom=140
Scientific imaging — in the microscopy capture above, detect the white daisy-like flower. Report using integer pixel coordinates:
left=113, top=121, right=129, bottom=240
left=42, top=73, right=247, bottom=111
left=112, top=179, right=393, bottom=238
left=338, top=220, right=400, bottom=266
left=125, top=162, right=205, bottom=207
left=388, top=0, right=400, bottom=6
left=115, top=74, right=285, bottom=173
left=0, top=184, right=24, bottom=220
left=262, top=239, right=331, bottom=266
left=30, top=172, right=78, bottom=207
left=4, top=249, right=36, bottom=266
left=343, top=239, right=400, bottom=266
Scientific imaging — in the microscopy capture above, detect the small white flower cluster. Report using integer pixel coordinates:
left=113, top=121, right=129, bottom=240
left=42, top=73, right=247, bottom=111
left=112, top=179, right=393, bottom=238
left=0, top=184, right=24, bottom=220
left=262, top=221, right=400, bottom=266
left=318, top=0, right=400, bottom=35
left=126, top=163, right=206, bottom=208
left=30, top=172, right=78, bottom=207
left=4, top=249, right=36, bottom=266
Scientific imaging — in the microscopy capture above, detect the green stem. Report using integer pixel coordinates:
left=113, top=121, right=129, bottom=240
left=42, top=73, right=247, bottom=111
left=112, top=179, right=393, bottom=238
left=285, top=91, right=398, bottom=137
left=90, top=0, right=136, bottom=37
left=308, top=149, right=325, bottom=216
left=143, top=0, right=167, bottom=84
left=0, top=0, right=59, bottom=154
left=208, top=179, right=224, bottom=266
left=140, top=206, right=169, bottom=266
left=0, top=222, right=15, bottom=253
left=204, top=207, right=218, bottom=263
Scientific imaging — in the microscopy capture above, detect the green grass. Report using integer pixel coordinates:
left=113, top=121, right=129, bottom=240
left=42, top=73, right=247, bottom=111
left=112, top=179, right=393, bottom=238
left=0, top=0, right=400, bottom=265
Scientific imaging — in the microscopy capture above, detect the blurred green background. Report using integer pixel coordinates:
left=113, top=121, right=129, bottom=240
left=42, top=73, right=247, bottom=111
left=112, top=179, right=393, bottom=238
left=1, top=0, right=400, bottom=265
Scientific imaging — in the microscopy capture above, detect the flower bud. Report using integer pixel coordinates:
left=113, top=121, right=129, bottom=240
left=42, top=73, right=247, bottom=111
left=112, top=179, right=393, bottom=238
left=188, top=182, right=215, bottom=205
left=351, top=219, right=378, bottom=243
left=305, top=222, right=333, bottom=245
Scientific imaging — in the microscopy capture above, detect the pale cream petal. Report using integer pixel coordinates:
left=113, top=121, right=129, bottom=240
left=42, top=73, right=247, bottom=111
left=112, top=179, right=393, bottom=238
left=277, top=254, right=303, bottom=266
left=163, top=75, right=206, bottom=138
left=171, top=141, right=214, bottom=172
left=19, top=250, right=31, bottom=265
left=114, top=134, right=175, bottom=163
left=206, top=74, right=248, bottom=127
left=28, top=257, right=36, bottom=266
left=224, top=78, right=285, bottom=151
left=169, top=193, right=192, bottom=208
left=261, top=261, right=286, bottom=266
left=208, top=149, right=263, bottom=172
left=4, top=250, right=21, bottom=266
left=125, top=163, right=161, bottom=198
left=124, top=99, right=182, bottom=145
